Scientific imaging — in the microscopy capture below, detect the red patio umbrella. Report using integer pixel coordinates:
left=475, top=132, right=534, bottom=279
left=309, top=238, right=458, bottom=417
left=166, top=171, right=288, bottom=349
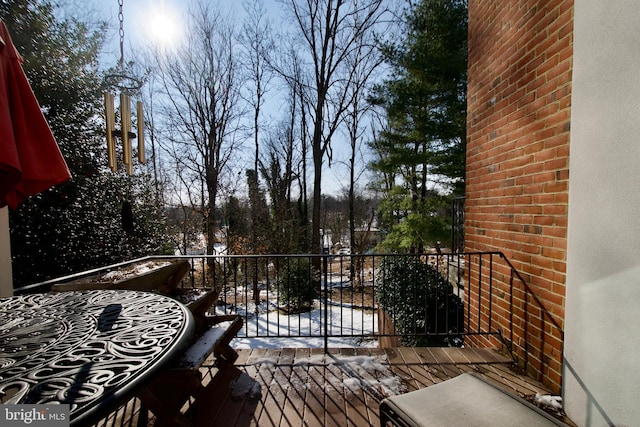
left=0, top=20, right=71, bottom=210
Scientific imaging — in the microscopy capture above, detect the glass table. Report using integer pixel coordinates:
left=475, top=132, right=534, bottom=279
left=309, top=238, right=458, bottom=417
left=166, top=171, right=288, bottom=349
left=0, top=289, right=194, bottom=426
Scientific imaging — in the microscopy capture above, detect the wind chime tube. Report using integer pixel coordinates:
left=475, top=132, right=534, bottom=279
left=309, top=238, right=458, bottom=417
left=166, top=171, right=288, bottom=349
left=137, top=100, right=145, bottom=163
left=104, top=92, right=117, bottom=171
left=120, top=92, right=133, bottom=175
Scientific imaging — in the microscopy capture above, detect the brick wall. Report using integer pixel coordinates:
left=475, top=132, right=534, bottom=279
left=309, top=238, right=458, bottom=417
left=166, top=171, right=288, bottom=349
left=466, top=0, right=573, bottom=392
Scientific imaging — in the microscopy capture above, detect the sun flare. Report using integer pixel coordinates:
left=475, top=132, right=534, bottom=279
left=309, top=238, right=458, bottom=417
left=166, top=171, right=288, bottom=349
left=148, top=6, right=180, bottom=48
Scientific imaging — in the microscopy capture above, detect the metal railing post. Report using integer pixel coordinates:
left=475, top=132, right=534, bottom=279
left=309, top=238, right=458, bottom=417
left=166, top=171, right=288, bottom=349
left=323, top=254, right=329, bottom=353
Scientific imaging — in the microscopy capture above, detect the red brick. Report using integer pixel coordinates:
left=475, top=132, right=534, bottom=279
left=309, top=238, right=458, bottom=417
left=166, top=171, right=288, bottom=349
left=466, top=0, right=572, bottom=393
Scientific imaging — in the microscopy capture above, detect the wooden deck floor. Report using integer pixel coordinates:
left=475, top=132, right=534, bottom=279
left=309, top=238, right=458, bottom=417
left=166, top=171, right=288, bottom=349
left=94, top=347, right=568, bottom=427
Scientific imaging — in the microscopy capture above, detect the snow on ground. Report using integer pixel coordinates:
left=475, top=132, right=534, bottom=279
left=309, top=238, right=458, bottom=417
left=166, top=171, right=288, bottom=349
left=534, top=393, right=564, bottom=417
left=225, top=301, right=379, bottom=349
left=326, top=353, right=406, bottom=397
left=229, top=351, right=406, bottom=399
left=203, top=254, right=469, bottom=401
left=101, top=261, right=172, bottom=281
left=221, top=295, right=410, bottom=399
left=218, top=274, right=409, bottom=399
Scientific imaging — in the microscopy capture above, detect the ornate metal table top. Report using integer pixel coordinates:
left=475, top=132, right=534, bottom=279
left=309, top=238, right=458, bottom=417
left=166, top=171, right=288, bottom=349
left=0, top=290, right=194, bottom=426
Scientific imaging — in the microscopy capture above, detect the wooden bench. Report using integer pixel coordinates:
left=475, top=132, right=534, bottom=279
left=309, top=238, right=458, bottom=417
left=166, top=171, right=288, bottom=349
left=379, top=372, right=568, bottom=427
left=138, top=314, right=243, bottom=427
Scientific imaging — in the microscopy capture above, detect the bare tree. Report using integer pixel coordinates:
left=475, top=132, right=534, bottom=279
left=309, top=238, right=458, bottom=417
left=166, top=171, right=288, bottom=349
left=280, top=0, right=388, bottom=256
left=260, top=117, right=301, bottom=253
left=259, top=52, right=308, bottom=253
left=342, top=8, right=386, bottom=257
left=240, top=0, right=275, bottom=175
left=268, top=44, right=312, bottom=251
left=239, top=0, right=275, bottom=253
left=154, top=1, right=245, bottom=257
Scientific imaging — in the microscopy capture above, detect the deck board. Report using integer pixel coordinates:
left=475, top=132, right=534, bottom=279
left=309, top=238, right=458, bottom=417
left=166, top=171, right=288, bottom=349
left=92, top=347, right=572, bottom=427
left=397, top=347, right=440, bottom=389
left=303, top=353, right=326, bottom=426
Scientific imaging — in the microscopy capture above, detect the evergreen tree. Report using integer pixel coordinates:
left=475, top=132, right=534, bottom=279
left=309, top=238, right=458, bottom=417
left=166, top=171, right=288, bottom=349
left=370, top=0, right=467, bottom=252
left=3, top=0, right=171, bottom=287
left=246, top=169, right=270, bottom=254
left=223, top=195, right=249, bottom=255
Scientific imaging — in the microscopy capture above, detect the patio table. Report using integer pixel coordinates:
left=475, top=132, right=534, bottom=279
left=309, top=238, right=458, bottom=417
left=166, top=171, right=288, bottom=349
left=0, top=289, right=194, bottom=426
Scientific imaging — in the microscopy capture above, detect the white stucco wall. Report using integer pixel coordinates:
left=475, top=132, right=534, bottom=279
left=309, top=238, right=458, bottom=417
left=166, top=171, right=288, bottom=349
left=564, top=1, right=640, bottom=425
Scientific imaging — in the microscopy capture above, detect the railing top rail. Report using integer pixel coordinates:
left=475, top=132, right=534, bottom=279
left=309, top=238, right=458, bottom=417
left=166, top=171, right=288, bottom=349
left=16, top=251, right=507, bottom=291
left=17, top=250, right=564, bottom=340
left=148, top=251, right=506, bottom=259
left=496, top=252, right=565, bottom=336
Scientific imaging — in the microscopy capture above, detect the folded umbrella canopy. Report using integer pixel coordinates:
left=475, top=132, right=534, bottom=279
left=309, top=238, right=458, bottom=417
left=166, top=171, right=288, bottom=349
left=0, top=20, right=71, bottom=210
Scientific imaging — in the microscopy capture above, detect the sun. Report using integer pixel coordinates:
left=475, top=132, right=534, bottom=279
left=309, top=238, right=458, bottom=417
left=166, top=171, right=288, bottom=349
left=148, top=5, right=181, bottom=48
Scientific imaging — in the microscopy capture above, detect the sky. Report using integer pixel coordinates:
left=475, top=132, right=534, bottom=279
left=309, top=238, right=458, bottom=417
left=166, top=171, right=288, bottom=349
left=96, top=0, right=271, bottom=63
left=91, top=0, right=379, bottom=197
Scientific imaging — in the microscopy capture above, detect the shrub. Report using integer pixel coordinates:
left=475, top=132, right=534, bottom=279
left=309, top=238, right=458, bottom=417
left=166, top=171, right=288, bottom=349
left=276, top=257, right=320, bottom=313
left=376, top=255, right=463, bottom=346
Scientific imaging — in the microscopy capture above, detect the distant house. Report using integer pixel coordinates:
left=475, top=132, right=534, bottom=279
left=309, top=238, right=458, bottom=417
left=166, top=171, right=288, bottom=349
left=467, top=0, right=640, bottom=425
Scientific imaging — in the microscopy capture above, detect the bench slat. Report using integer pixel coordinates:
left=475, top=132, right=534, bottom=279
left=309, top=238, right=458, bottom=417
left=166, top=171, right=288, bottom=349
left=176, top=320, right=235, bottom=369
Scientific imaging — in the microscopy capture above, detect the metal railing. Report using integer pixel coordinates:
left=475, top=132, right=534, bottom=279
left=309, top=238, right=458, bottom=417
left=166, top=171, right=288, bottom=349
left=451, top=197, right=465, bottom=254
left=19, top=252, right=563, bottom=381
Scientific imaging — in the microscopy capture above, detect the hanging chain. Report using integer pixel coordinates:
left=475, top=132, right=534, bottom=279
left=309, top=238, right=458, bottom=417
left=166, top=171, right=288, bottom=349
left=105, top=0, right=141, bottom=90
left=118, top=0, right=125, bottom=68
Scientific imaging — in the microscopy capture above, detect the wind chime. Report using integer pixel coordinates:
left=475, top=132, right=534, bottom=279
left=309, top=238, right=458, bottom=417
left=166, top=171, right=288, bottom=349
left=104, top=0, right=145, bottom=176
